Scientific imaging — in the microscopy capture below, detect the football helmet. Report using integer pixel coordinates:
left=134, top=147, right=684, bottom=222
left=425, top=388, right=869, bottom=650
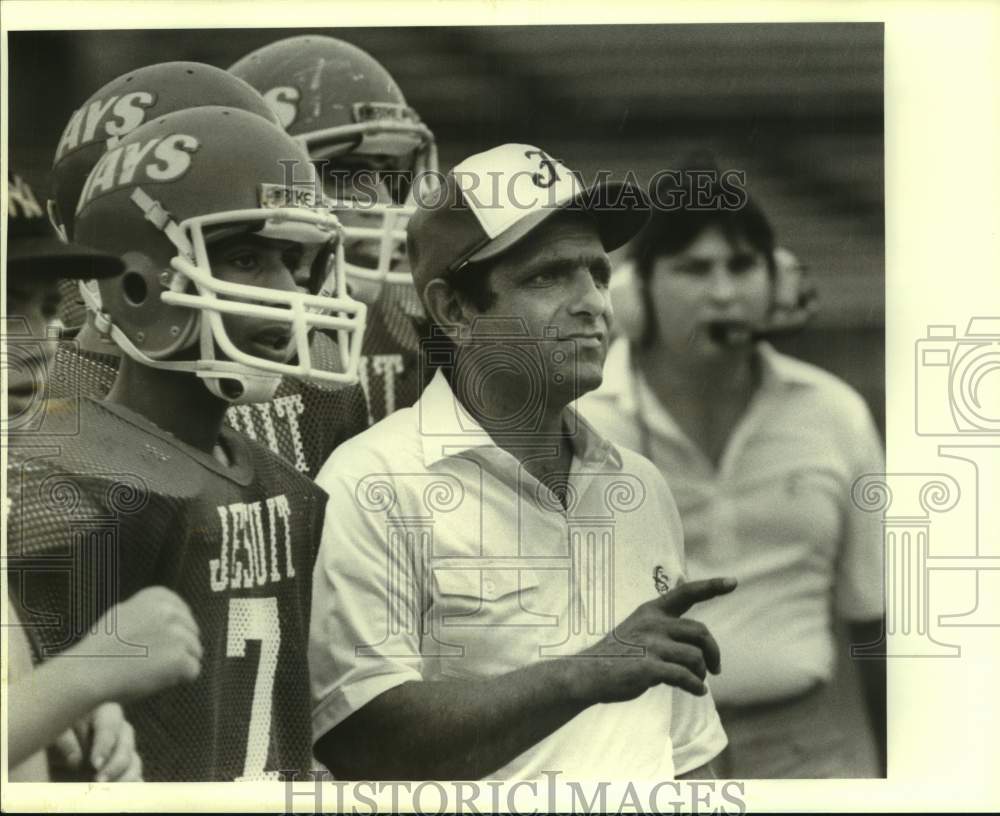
left=73, top=106, right=366, bottom=404
left=229, top=35, right=438, bottom=298
left=50, top=61, right=281, bottom=243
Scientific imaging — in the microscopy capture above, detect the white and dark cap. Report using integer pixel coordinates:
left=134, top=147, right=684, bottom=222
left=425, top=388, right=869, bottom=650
left=407, top=143, right=649, bottom=299
left=7, top=169, right=123, bottom=280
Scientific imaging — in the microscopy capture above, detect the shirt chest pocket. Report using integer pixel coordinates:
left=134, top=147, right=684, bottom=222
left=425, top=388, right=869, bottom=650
left=433, top=568, right=543, bottom=620
left=430, top=568, right=551, bottom=676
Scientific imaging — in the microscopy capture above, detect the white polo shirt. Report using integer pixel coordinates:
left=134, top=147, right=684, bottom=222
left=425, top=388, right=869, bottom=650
left=310, top=369, right=727, bottom=780
left=577, top=339, right=885, bottom=705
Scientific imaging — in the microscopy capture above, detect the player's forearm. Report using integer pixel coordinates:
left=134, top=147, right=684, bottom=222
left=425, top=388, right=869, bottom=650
left=315, top=659, right=588, bottom=780
left=7, top=657, right=110, bottom=767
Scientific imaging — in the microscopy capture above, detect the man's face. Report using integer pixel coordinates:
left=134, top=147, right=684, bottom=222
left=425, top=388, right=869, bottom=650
left=647, top=225, right=771, bottom=362
left=464, top=213, right=613, bottom=402
left=207, top=233, right=321, bottom=365
left=5, top=278, right=62, bottom=419
left=321, top=159, right=409, bottom=306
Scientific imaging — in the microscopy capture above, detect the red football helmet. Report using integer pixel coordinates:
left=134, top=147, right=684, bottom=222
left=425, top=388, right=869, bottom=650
left=73, top=106, right=366, bottom=404
left=50, top=61, right=281, bottom=242
left=229, top=35, right=437, bottom=301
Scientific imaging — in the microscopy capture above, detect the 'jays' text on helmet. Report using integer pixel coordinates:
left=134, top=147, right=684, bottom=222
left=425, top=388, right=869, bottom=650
left=50, top=61, right=281, bottom=243
left=229, top=35, right=438, bottom=297
left=73, top=106, right=367, bottom=404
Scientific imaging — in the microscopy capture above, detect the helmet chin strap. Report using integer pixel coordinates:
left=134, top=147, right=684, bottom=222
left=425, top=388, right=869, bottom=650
left=198, top=371, right=281, bottom=404
left=197, top=325, right=282, bottom=403
left=47, top=199, right=70, bottom=244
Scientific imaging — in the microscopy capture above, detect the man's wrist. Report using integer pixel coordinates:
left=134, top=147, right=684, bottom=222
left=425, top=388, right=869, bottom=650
left=551, top=656, right=593, bottom=705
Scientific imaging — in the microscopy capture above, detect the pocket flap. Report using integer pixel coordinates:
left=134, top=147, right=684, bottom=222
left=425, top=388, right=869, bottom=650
left=434, top=568, right=540, bottom=601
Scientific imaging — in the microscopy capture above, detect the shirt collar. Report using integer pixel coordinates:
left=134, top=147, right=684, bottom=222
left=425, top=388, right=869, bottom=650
left=755, top=341, right=817, bottom=389
left=595, top=336, right=637, bottom=411
left=603, top=336, right=815, bottom=395
left=599, top=337, right=819, bottom=439
left=418, top=369, right=495, bottom=467
left=419, top=369, right=622, bottom=471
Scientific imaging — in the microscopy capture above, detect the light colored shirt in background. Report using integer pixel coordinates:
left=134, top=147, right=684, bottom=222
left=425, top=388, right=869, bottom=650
left=578, top=339, right=885, bottom=705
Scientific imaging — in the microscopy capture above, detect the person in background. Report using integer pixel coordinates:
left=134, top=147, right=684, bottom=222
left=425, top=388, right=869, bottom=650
left=578, top=155, right=885, bottom=778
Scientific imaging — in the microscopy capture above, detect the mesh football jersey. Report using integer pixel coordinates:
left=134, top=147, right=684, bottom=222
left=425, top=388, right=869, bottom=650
left=56, top=278, right=89, bottom=333
left=47, top=330, right=369, bottom=479
left=6, top=398, right=327, bottom=781
left=356, top=282, right=433, bottom=425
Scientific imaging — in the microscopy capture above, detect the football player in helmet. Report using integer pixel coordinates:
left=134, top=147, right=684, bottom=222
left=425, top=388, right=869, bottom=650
left=6, top=106, right=364, bottom=781
left=46, top=61, right=371, bottom=477
left=47, top=60, right=282, bottom=338
left=230, top=35, right=438, bottom=425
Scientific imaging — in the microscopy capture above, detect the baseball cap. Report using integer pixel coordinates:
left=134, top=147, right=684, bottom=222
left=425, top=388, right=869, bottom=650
left=6, top=170, right=123, bottom=280
left=407, top=143, right=649, bottom=298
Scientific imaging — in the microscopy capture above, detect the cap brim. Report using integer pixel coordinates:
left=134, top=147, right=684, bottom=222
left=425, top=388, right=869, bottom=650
left=466, top=179, right=650, bottom=266
left=8, top=236, right=124, bottom=280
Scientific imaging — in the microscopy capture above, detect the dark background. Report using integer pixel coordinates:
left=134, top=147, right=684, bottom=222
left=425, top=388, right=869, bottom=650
left=8, top=24, right=884, bottom=433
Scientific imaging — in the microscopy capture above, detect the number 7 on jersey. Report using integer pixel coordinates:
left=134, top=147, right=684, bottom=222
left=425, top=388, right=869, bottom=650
left=227, top=597, right=281, bottom=781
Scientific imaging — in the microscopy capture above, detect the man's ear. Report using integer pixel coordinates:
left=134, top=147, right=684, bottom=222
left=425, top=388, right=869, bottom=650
left=423, top=278, right=475, bottom=337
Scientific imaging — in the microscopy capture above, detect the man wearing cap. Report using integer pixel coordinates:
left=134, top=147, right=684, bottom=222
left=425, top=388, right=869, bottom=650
left=309, top=145, right=735, bottom=781
left=4, top=170, right=125, bottom=429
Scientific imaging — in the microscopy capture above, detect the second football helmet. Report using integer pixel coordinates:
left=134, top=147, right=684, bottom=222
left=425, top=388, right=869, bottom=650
left=50, top=61, right=281, bottom=242
left=229, top=35, right=438, bottom=296
left=73, top=106, right=366, bottom=403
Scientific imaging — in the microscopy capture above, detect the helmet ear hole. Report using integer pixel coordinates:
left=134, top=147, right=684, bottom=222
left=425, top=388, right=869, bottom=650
left=122, top=271, right=149, bottom=306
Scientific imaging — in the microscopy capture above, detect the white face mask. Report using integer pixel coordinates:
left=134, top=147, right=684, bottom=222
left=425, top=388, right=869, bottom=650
left=84, top=188, right=368, bottom=404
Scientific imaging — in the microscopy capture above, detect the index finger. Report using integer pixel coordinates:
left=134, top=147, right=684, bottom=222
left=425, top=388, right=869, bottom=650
left=658, top=577, right=737, bottom=617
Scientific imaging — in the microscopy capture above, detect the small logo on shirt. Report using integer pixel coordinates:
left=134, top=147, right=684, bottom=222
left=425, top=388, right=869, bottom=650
left=653, top=565, right=671, bottom=595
